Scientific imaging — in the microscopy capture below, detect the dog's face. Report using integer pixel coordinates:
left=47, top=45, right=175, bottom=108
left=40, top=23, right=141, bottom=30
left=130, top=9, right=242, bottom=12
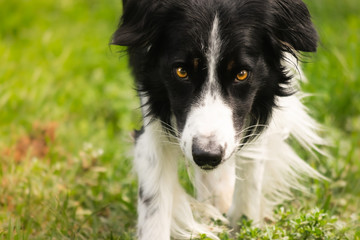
left=113, top=0, right=318, bottom=170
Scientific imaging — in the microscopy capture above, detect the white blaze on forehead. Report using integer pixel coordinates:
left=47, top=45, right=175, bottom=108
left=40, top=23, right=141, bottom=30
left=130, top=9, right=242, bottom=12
left=207, top=15, right=221, bottom=84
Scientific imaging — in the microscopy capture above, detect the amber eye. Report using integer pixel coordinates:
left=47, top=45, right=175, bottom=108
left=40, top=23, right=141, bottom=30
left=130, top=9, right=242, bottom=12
left=236, top=70, right=249, bottom=82
left=175, top=67, right=188, bottom=79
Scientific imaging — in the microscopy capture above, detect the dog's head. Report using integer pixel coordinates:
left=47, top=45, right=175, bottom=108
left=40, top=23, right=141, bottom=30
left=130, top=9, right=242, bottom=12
left=113, top=0, right=318, bottom=170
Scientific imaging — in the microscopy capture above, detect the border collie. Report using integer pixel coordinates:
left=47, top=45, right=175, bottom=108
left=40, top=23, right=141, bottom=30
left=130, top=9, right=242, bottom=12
left=112, top=0, right=324, bottom=239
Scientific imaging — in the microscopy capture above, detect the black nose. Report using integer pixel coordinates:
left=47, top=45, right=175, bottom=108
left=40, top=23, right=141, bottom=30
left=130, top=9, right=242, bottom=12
left=192, top=138, right=224, bottom=169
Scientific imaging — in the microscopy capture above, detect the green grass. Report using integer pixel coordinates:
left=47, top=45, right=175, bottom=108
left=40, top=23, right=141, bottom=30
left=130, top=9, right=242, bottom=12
left=0, top=0, right=359, bottom=239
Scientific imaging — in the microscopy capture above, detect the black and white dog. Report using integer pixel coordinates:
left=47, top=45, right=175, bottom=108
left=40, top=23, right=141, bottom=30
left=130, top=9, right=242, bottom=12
left=112, top=0, right=324, bottom=239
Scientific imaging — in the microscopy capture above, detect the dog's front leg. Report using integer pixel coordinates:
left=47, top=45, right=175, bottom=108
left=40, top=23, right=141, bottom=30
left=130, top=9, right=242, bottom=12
left=134, top=121, right=179, bottom=240
left=195, top=159, right=235, bottom=214
left=227, top=156, right=265, bottom=229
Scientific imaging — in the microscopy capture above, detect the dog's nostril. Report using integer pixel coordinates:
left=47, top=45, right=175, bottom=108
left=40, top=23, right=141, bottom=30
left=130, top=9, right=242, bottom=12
left=192, top=140, right=224, bottom=168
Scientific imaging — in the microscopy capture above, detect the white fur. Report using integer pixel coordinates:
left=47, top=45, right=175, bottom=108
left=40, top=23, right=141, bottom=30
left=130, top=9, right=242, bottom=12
left=207, top=15, right=221, bottom=85
left=195, top=159, right=236, bottom=214
left=136, top=119, right=227, bottom=240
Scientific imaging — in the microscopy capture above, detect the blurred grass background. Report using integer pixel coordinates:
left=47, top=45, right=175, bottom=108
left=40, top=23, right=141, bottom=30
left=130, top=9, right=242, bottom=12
left=0, top=0, right=359, bottom=239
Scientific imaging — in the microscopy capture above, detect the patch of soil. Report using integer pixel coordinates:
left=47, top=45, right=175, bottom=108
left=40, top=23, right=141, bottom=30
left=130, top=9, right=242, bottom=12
left=3, top=122, right=57, bottom=162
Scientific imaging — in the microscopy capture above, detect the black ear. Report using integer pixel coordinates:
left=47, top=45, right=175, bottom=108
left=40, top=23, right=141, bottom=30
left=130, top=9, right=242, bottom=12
left=112, top=0, right=163, bottom=47
left=269, top=0, right=318, bottom=52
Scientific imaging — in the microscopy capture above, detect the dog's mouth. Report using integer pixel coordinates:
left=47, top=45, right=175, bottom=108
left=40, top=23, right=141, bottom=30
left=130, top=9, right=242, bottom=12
left=199, top=164, right=217, bottom=171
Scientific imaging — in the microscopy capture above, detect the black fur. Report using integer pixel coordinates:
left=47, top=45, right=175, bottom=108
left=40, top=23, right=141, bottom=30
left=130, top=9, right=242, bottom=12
left=112, top=0, right=318, bottom=141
